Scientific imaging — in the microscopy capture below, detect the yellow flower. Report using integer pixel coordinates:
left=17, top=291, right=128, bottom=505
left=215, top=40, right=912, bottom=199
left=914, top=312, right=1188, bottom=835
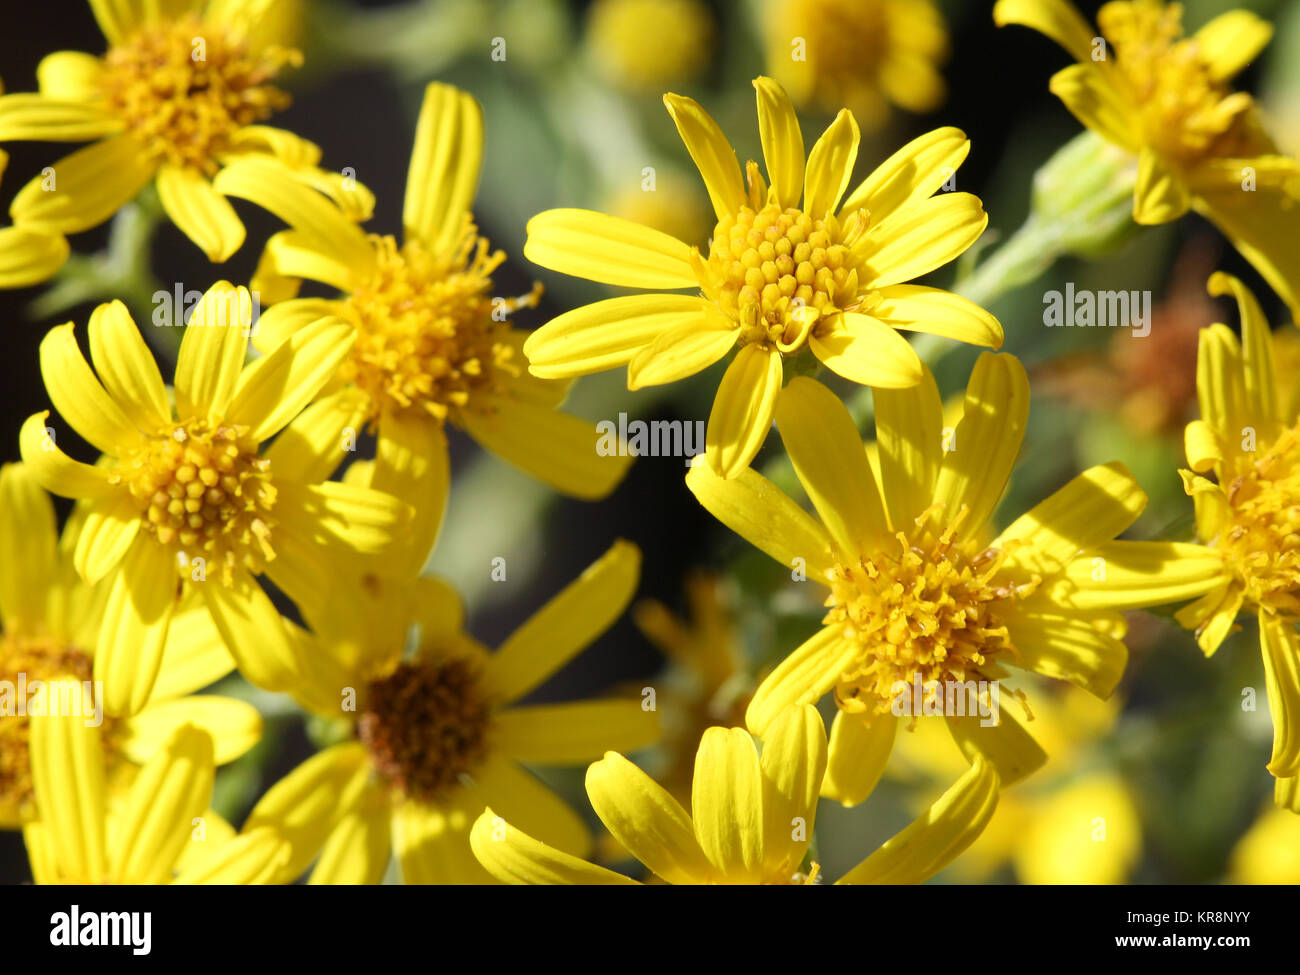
left=214, top=82, right=632, bottom=567
left=17, top=283, right=411, bottom=715
left=470, top=705, right=998, bottom=885
left=896, top=685, right=1141, bottom=883
left=0, top=462, right=262, bottom=829
left=585, top=0, right=713, bottom=91
left=1229, top=803, right=1300, bottom=882
left=0, top=0, right=341, bottom=271
left=1175, top=271, right=1300, bottom=810
left=761, top=0, right=949, bottom=130
left=523, top=76, right=1000, bottom=479
left=0, top=79, right=70, bottom=287
left=239, top=541, right=659, bottom=884
left=994, top=0, right=1300, bottom=315
left=686, top=354, right=1224, bottom=793
left=22, top=691, right=288, bottom=885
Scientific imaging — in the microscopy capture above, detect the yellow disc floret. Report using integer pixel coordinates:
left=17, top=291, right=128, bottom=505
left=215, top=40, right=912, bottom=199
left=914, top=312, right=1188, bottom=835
left=119, top=420, right=276, bottom=585
left=97, top=16, right=300, bottom=173
left=343, top=223, right=541, bottom=425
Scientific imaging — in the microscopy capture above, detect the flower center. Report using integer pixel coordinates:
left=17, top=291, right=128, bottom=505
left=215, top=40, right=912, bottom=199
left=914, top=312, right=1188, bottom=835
left=0, top=634, right=111, bottom=815
left=1099, top=1, right=1266, bottom=165
left=1217, top=425, right=1300, bottom=615
left=97, top=16, right=299, bottom=173
left=342, top=227, right=541, bottom=424
left=703, top=202, right=862, bottom=350
left=118, top=419, right=276, bottom=585
left=358, top=658, right=493, bottom=802
left=824, top=508, right=1033, bottom=715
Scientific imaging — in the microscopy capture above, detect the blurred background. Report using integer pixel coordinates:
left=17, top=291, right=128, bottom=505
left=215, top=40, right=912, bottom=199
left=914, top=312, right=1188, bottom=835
left=3, top=0, right=1300, bottom=884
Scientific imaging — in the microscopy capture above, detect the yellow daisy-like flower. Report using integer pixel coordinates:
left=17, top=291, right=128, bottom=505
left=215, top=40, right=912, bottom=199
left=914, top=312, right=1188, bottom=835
left=239, top=540, right=658, bottom=885
left=470, top=704, right=998, bottom=885
left=523, top=75, right=1000, bottom=479
left=23, top=692, right=288, bottom=885
left=685, top=354, right=1224, bottom=794
left=17, top=283, right=411, bottom=716
left=0, top=0, right=339, bottom=270
left=0, top=462, right=261, bottom=828
left=1174, top=271, right=1300, bottom=809
left=761, top=0, right=949, bottom=130
left=585, top=0, right=713, bottom=91
left=895, top=685, right=1141, bottom=884
left=994, top=0, right=1300, bottom=315
left=213, top=82, right=632, bottom=566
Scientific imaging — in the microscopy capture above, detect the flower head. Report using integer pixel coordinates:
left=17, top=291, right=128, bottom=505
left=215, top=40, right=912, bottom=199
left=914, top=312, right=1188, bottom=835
left=1175, top=272, right=1300, bottom=806
left=0, top=0, right=355, bottom=275
left=995, top=0, right=1300, bottom=315
left=18, top=284, right=410, bottom=714
left=470, top=705, right=999, bottom=885
left=239, top=541, right=659, bottom=884
left=524, top=76, right=999, bottom=478
left=586, top=0, right=713, bottom=91
left=686, top=354, right=1222, bottom=794
left=218, top=82, right=632, bottom=568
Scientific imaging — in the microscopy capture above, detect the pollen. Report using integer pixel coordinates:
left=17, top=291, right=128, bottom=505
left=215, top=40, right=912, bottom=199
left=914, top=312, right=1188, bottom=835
left=702, top=202, right=865, bottom=350
left=117, top=420, right=276, bottom=585
left=0, top=634, right=111, bottom=815
left=358, top=658, right=493, bottom=803
left=824, top=507, right=1035, bottom=716
left=97, top=16, right=300, bottom=173
left=1099, top=1, right=1269, bottom=165
left=342, top=222, right=541, bottom=425
left=1216, top=425, right=1300, bottom=616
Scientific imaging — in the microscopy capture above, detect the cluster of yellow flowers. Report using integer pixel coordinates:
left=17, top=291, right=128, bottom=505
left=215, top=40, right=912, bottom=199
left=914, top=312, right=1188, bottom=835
left=0, top=0, right=1297, bottom=885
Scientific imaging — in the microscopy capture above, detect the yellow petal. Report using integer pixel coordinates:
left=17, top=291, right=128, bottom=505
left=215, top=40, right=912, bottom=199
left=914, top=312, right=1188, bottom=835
left=0, top=225, right=69, bottom=287
left=947, top=706, right=1044, bottom=787
left=1184, top=418, right=1223, bottom=473
left=119, top=696, right=262, bottom=767
left=759, top=704, right=827, bottom=875
left=472, top=757, right=590, bottom=858
left=173, top=282, right=253, bottom=421
left=692, top=727, right=765, bottom=881
left=36, top=51, right=104, bottom=100
left=684, top=461, right=838, bottom=582
left=460, top=395, right=633, bottom=500
left=198, top=569, right=299, bottom=693
left=1013, top=772, right=1140, bottom=884
left=494, top=700, right=659, bottom=764
left=1133, top=146, right=1190, bottom=224
left=0, top=93, right=121, bottom=141
left=18, top=411, right=115, bottom=499
left=9, top=136, right=154, bottom=234
left=486, top=540, right=641, bottom=703
left=1195, top=323, right=1244, bottom=444
left=810, top=312, right=923, bottom=388
left=1208, top=271, right=1278, bottom=431
left=173, top=826, right=291, bottom=885
left=255, top=229, right=354, bottom=294
left=775, top=376, right=887, bottom=557
left=372, top=411, right=449, bottom=575
left=856, top=192, right=987, bottom=288
left=585, top=751, right=710, bottom=884
left=392, top=797, right=490, bottom=885
left=156, top=163, right=246, bottom=261
left=663, top=92, right=745, bottom=222
left=0, top=462, right=59, bottom=630
left=87, top=299, right=170, bottom=431
left=73, top=491, right=140, bottom=585
left=993, top=0, right=1099, bottom=63
left=309, top=787, right=392, bottom=885
left=1006, top=612, right=1128, bottom=698
left=1260, top=615, right=1300, bottom=778
left=113, top=724, right=214, bottom=884
left=627, top=317, right=737, bottom=389
left=1195, top=186, right=1300, bottom=322
left=931, top=352, right=1029, bottom=537
left=87, top=0, right=141, bottom=44
left=1048, top=63, right=1139, bottom=153
left=822, top=709, right=896, bottom=807
left=251, top=297, right=347, bottom=355
left=1195, top=10, right=1273, bottom=83
left=403, top=82, right=483, bottom=253
left=871, top=284, right=1003, bottom=348
left=803, top=109, right=859, bottom=218
left=264, top=385, right=368, bottom=484
left=839, top=126, right=970, bottom=224
left=524, top=294, right=717, bottom=379
left=96, top=540, right=177, bottom=717
left=150, top=605, right=236, bottom=700
left=746, top=624, right=859, bottom=735
left=753, top=77, right=804, bottom=210
left=1051, top=540, right=1228, bottom=610
left=29, top=684, right=107, bottom=883
left=837, top=756, right=998, bottom=884
left=470, top=809, right=636, bottom=885
left=39, top=322, right=140, bottom=455
left=874, top=366, right=943, bottom=528
left=524, top=208, right=699, bottom=289
left=704, top=344, right=783, bottom=479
